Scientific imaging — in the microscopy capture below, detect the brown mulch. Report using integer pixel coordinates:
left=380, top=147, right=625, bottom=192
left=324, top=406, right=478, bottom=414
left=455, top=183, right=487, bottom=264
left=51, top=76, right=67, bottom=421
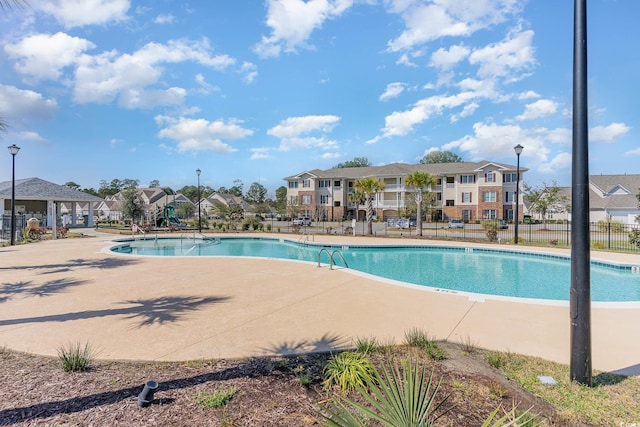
left=0, top=343, right=580, bottom=427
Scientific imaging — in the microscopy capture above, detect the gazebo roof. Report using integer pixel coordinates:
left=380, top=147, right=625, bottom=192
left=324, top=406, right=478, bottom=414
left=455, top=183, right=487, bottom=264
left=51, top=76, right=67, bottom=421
left=0, top=177, right=103, bottom=202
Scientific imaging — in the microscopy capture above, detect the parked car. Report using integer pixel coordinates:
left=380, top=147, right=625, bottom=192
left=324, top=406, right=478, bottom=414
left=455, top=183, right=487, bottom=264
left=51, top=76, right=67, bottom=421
left=447, top=219, right=464, bottom=229
left=293, top=217, right=312, bottom=226
left=499, top=220, right=509, bottom=229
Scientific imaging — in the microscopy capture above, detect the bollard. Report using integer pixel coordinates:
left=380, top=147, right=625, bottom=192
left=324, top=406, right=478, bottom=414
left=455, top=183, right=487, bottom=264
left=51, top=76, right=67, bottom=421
left=137, top=380, right=159, bottom=407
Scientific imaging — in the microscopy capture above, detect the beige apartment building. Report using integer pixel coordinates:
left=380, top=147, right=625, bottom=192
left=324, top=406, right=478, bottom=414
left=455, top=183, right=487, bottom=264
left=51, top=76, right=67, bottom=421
left=284, top=161, right=527, bottom=222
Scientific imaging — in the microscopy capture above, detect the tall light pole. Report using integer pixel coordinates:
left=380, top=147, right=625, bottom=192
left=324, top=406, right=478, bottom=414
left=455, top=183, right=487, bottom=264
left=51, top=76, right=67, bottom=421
left=513, top=144, right=523, bottom=244
left=196, top=168, right=201, bottom=233
left=8, top=144, right=20, bottom=245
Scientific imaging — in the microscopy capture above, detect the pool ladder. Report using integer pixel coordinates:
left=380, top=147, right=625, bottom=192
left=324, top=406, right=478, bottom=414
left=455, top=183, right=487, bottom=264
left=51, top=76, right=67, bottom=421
left=317, top=248, right=348, bottom=270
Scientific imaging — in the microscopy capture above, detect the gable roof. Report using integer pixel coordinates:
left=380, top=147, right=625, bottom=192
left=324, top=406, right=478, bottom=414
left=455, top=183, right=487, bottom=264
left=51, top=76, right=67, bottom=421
left=0, top=177, right=103, bottom=202
left=284, top=161, right=528, bottom=181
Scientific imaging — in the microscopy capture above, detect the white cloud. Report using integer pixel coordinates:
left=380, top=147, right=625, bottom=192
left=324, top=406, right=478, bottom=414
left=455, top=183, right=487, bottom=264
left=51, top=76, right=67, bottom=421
left=625, top=147, right=640, bottom=156
left=239, top=61, right=258, bottom=84
left=254, top=0, right=353, bottom=58
left=516, top=99, right=558, bottom=121
left=386, top=0, right=522, bottom=52
left=5, top=32, right=95, bottom=81
left=443, top=122, right=550, bottom=166
left=35, top=0, right=130, bottom=28
left=539, top=152, right=571, bottom=174
left=15, top=130, right=47, bottom=143
left=430, top=44, right=470, bottom=71
left=194, top=73, right=219, bottom=95
left=375, top=91, right=477, bottom=139
left=450, top=102, right=478, bottom=122
left=268, top=115, right=340, bottom=151
left=321, top=152, right=341, bottom=159
left=589, top=123, right=630, bottom=143
left=396, top=53, right=417, bottom=67
left=469, top=28, right=536, bottom=79
left=73, top=39, right=235, bottom=107
left=156, top=116, right=253, bottom=153
left=154, top=14, right=175, bottom=24
left=250, top=147, right=272, bottom=159
left=0, top=84, right=58, bottom=119
left=379, top=82, right=406, bottom=101
left=518, top=90, right=540, bottom=100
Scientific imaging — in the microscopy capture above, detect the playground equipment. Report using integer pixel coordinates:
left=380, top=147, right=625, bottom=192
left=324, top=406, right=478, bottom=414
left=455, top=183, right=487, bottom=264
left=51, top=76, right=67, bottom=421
left=155, top=205, right=184, bottom=228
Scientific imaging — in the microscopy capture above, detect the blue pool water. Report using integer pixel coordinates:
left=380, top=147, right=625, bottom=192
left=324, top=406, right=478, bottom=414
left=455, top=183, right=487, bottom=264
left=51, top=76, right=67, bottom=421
left=110, top=237, right=640, bottom=302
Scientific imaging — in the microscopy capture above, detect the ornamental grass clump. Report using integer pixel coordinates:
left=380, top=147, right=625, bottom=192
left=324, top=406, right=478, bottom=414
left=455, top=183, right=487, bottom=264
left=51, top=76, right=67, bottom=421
left=57, top=341, right=96, bottom=372
left=320, top=357, right=450, bottom=427
left=322, top=351, right=375, bottom=393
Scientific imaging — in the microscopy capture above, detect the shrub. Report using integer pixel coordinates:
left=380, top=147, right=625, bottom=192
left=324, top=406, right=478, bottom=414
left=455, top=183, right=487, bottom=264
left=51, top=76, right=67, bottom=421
left=354, top=336, right=379, bottom=354
left=597, top=220, right=624, bottom=232
left=323, top=351, right=375, bottom=393
left=486, top=229, right=498, bottom=242
left=320, top=358, right=450, bottom=426
left=57, top=341, right=96, bottom=372
left=629, top=229, right=640, bottom=249
left=486, top=351, right=507, bottom=369
left=549, top=239, right=558, bottom=246
left=195, top=387, right=237, bottom=408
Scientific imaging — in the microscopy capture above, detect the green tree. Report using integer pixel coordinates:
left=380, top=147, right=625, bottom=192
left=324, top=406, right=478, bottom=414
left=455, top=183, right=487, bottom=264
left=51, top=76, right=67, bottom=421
left=177, top=185, right=199, bottom=202
left=524, top=181, right=569, bottom=224
left=334, top=157, right=372, bottom=168
left=405, top=171, right=437, bottom=236
left=149, top=179, right=160, bottom=188
left=65, top=181, right=81, bottom=190
left=419, top=151, right=462, bottom=164
left=354, top=177, right=385, bottom=235
left=120, top=187, right=145, bottom=222
left=245, top=182, right=267, bottom=204
left=275, top=186, right=287, bottom=214
left=176, top=202, right=195, bottom=220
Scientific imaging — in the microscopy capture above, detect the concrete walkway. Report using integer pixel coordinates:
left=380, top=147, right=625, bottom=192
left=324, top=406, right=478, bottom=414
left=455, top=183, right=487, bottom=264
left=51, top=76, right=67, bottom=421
left=1, top=229, right=639, bottom=375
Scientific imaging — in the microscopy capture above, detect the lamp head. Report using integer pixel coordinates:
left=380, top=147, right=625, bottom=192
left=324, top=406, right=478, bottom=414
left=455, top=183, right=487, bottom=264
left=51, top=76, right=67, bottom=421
left=8, top=144, right=20, bottom=156
left=514, top=144, right=524, bottom=156
left=196, top=168, right=201, bottom=176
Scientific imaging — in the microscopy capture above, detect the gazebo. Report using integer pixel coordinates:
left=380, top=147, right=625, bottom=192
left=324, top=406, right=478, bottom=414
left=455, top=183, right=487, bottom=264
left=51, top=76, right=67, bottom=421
left=0, top=177, right=103, bottom=241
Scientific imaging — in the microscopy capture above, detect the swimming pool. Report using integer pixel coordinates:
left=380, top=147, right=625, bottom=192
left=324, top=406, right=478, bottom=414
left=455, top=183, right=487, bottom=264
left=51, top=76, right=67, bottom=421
left=110, top=236, right=640, bottom=302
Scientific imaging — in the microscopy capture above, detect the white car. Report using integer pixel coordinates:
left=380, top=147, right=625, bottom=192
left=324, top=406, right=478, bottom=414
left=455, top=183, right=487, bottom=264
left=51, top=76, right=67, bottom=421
left=293, top=217, right=312, bottom=226
left=447, top=219, right=464, bottom=229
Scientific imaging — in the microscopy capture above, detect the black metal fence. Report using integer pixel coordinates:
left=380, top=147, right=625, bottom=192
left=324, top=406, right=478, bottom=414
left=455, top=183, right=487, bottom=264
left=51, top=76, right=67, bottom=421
left=393, top=220, right=640, bottom=252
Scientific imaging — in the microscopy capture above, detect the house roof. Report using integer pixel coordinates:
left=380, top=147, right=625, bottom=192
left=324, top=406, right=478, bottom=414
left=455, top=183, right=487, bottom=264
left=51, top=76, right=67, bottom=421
left=284, top=161, right=529, bottom=181
left=0, top=177, right=103, bottom=202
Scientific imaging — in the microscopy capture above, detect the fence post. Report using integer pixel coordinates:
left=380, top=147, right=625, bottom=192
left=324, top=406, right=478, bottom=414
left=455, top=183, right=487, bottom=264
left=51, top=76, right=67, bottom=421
left=607, top=221, right=611, bottom=250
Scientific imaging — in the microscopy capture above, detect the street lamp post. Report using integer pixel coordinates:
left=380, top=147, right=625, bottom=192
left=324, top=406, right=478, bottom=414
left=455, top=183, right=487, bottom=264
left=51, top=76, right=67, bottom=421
left=8, top=144, right=20, bottom=246
left=196, top=168, right=201, bottom=233
left=514, top=144, right=524, bottom=244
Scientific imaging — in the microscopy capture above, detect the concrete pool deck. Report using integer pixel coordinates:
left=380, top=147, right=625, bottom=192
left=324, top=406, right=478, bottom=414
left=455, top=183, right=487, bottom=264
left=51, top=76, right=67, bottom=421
left=1, top=229, right=639, bottom=375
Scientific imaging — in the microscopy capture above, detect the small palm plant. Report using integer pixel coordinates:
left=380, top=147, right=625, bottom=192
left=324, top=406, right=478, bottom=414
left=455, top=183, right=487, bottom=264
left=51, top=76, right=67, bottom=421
left=320, top=357, right=450, bottom=426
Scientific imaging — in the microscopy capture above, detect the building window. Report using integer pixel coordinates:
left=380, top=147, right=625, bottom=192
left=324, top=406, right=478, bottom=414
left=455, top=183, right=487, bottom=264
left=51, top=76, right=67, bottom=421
left=505, top=191, right=515, bottom=203
left=462, top=210, right=471, bottom=221
left=319, top=180, right=330, bottom=188
left=334, top=201, right=341, bottom=207
left=483, top=209, right=497, bottom=219
left=483, top=191, right=497, bottom=202
left=446, top=199, right=455, bottom=206
left=506, top=209, right=514, bottom=221
left=303, top=179, right=310, bottom=188
left=320, top=194, right=329, bottom=204
left=289, top=196, right=298, bottom=204
left=462, top=192, right=472, bottom=203
left=301, top=195, right=311, bottom=204
left=503, top=173, right=518, bottom=182
left=461, top=175, right=476, bottom=184
left=288, top=181, right=298, bottom=189
left=485, top=171, right=496, bottom=183
left=334, top=180, right=341, bottom=188
left=436, top=192, right=442, bottom=201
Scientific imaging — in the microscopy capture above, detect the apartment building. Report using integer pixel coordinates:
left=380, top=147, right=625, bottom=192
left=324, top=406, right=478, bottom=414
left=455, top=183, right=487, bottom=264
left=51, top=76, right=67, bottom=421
left=284, top=161, right=527, bottom=222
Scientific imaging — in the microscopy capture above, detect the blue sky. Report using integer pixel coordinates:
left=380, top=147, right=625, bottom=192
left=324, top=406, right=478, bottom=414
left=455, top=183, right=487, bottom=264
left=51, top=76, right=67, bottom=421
left=1, top=0, right=638, bottom=195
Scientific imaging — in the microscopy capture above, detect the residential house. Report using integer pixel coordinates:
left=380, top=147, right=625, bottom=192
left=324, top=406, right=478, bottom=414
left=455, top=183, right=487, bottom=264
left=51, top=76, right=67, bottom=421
left=284, top=161, right=527, bottom=222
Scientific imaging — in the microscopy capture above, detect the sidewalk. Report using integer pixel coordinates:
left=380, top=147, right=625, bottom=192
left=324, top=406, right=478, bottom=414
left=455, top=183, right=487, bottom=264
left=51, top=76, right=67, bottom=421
left=1, top=231, right=639, bottom=375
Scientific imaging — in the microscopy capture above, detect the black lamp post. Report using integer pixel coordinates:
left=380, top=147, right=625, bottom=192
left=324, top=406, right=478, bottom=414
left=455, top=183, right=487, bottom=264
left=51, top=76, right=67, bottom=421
left=8, top=144, right=20, bottom=245
left=196, top=168, right=201, bottom=232
left=513, top=144, right=523, bottom=244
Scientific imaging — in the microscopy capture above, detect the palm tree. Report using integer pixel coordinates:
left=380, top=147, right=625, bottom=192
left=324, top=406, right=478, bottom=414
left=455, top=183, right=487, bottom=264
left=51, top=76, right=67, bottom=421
left=354, top=177, right=385, bottom=235
left=405, top=171, right=437, bottom=237
left=1, top=0, right=29, bottom=11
